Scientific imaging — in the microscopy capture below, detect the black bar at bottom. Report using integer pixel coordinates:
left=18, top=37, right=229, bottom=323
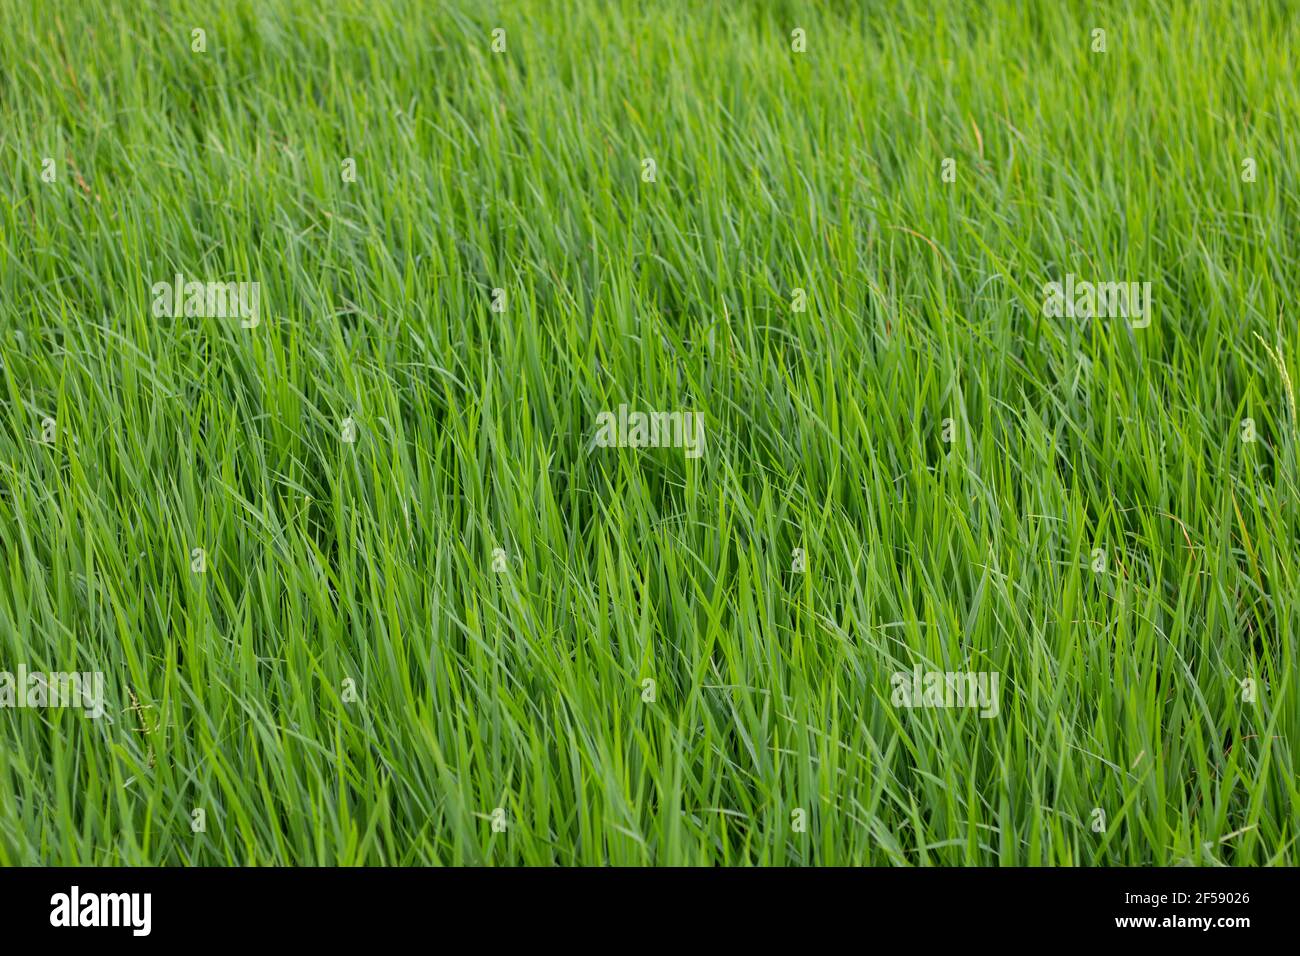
left=0, top=866, right=1280, bottom=942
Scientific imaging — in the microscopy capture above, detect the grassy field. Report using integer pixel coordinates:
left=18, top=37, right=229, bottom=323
left=0, top=0, right=1296, bottom=865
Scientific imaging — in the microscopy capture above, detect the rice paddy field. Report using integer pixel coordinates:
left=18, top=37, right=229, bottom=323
left=0, top=0, right=1296, bottom=865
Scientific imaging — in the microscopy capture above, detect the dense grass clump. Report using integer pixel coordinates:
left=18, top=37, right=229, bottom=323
left=0, top=0, right=1296, bottom=864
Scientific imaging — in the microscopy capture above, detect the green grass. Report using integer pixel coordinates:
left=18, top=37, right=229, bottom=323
left=0, top=0, right=1297, bottom=866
